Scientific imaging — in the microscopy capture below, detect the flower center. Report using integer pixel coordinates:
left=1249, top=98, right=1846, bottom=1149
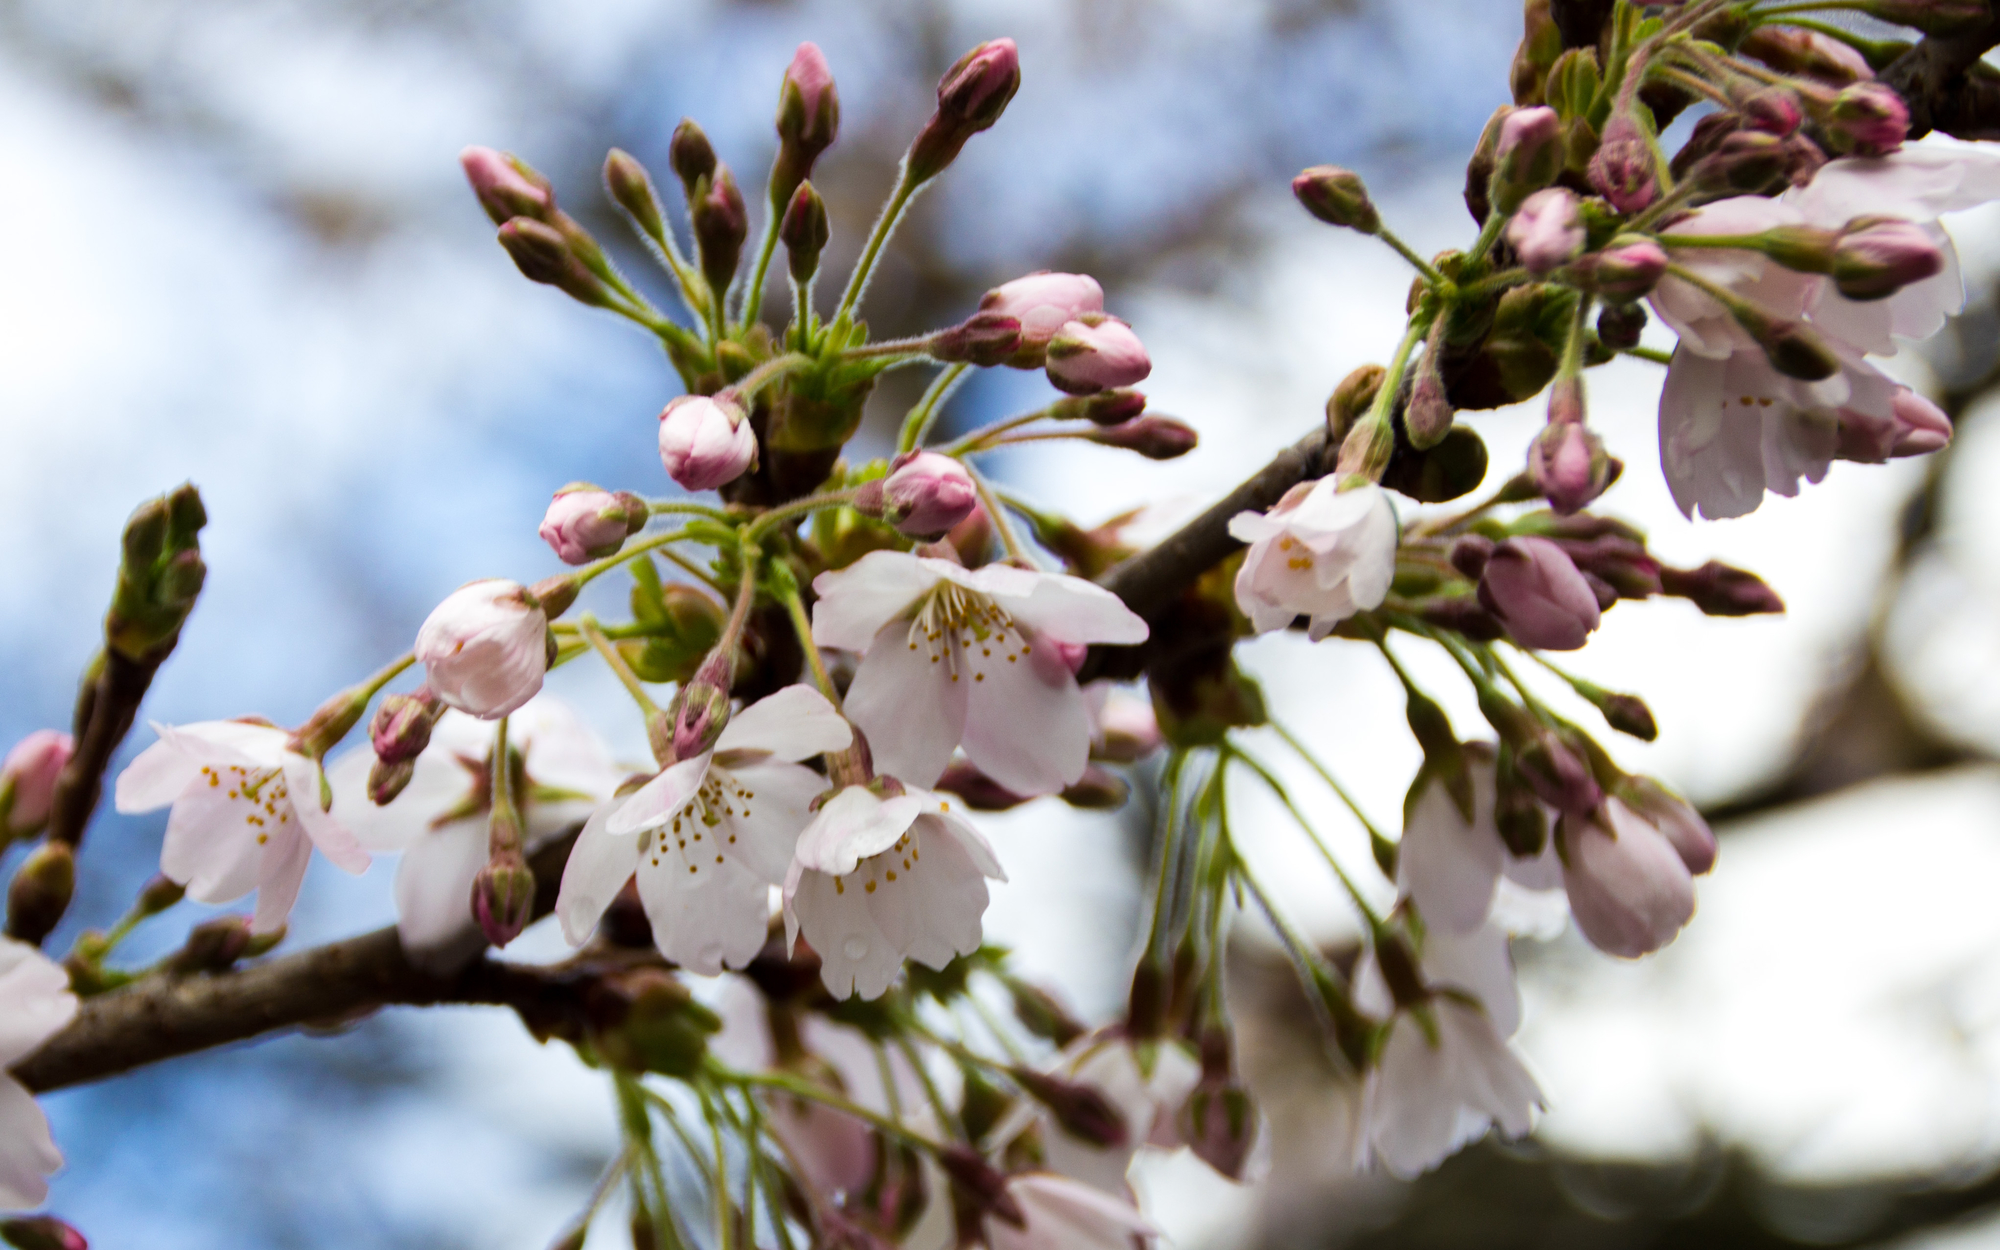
left=647, top=768, right=756, bottom=875
left=831, top=828, right=920, bottom=897
left=904, top=583, right=1033, bottom=685
left=198, top=763, right=293, bottom=846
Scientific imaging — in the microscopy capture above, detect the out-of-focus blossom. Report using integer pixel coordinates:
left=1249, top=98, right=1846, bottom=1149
left=1228, top=478, right=1397, bottom=639
left=659, top=394, right=757, bottom=492
left=984, top=1173, right=1157, bottom=1250
left=1045, top=317, right=1152, bottom=395
left=1505, top=187, right=1583, bottom=274
left=1, top=732, right=71, bottom=839
left=415, top=580, right=549, bottom=719
left=1558, top=797, right=1708, bottom=958
left=0, top=938, right=78, bottom=1209
left=1478, top=537, right=1602, bottom=651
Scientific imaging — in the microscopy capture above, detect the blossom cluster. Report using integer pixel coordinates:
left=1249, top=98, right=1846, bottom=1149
left=2, top=3, right=1996, bottom=1246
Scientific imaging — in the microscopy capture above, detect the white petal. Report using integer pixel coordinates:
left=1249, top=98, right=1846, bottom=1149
left=636, top=846, right=772, bottom=975
left=1001, top=573, right=1149, bottom=646
left=159, top=778, right=271, bottom=905
left=1424, top=924, right=1522, bottom=1037
left=844, top=625, right=967, bottom=789
left=716, top=685, right=853, bottom=761
left=556, top=801, right=639, bottom=946
left=394, top=820, right=489, bottom=967
left=791, top=868, right=904, bottom=1000
left=114, top=733, right=204, bottom=814
left=0, top=941, right=76, bottom=1067
left=711, top=759, right=830, bottom=883
left=793, top=787, right=924, bottom=878
left=281, top=755, right=370, bottom=874
left=1658, top=349, right=1772, bottom=520
left=608, top=754, right=710, bottom=835
left=810, top=551, right=946, bottom=651
left=0, top=1078, right=60, bottom=1210
left=251, top=825, right=314, bottom=935
left=961, top=632, right=1091, bottom=796
left=861, top=815, right=991, bottom=971
left=1398, top=772, right=1504, bottom=935
left=988, top=1174, right=1156, bottom=1250
left=326, top=743, right=472, bottom=852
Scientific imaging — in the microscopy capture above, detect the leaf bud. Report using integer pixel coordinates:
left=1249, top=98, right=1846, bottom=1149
left=604, top=149, right=667, bottom=242
left=5, top=842, right=74, bottom=944
left=780, top=181, right=830, bottom=285
left=1292, top=165, right=1380, bottom=233
left=669, top=119, right=717, bottom=196
left=1088, top=415, right=1198, bottom=460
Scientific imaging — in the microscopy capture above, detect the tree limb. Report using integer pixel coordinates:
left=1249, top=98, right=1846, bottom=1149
left=1882, top=16, right=2000, bottom=141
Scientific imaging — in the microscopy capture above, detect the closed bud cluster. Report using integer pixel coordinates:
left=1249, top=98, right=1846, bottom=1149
left=1045, top=315, right=1152, bottom=395
left=107, top=484, right=208, bottom=663
left=659, top=394, right=757, bottom=492
left=1491, top=105, right=1562, bottom=216
left=929, top=311, right=1023, bottom=366
left=459, top=146, right=555, bottom=226
left=773, top=43, right=840, bottom=207
left=370, top=688, right=444, bottom=766
left=1089, top=415, right=1198, bottom=460
left=780, top=182, right=830, bottom=284
left=539, top=484, right=648, bottom=565
left=6, top=842, right=75, bottom=944
left=472, top=848, right=537, bottom=948
left=1292, top=165, right=1380, bottom=233
left=1587, top=112, right=1658, bottom=214
left=0, top=730, right=71, bottom=840
left=907, top=38, right=1021, bottom=183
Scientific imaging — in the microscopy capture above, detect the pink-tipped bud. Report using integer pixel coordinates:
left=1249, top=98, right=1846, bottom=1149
left=1478, top=536, right=1603, bottom=651
left=1292, top=165, right=1380, bottom=233
left=691, top=164, right=749, bottom=301
left=1046, top=315, right=1151, bottom=395
left=1505, top=187, right=1584, bottom=275
left=539, top=484, right=648, bottom=565
left=460, top=146, right=554, bottom=226
left=668, top=649, right=734, bottom=761
left=1011, top=1069, right=1129, bottom=1149
left=369, top=688, right=444, bottom=766
left=1051, top=388, right=1148, bottom=426
left=496, top=219, right=611, bottom=307
left=978, top=272, right=1106, bottom=365
left=1, top=1216, right=89, bottom=1250
left=605, top=149, right=667, bottom=242
left=929, top=311, right=1023, bottom=366
left=1890, top=388, right=1953, bottom=457
left=368, top=757, right=416, bottom=806
left=472, top=850, right=537, bottom=948
left=1529, top=380, right=1614, bottom=514
left=874, top=452, right=978, bottom=539
left=5, top=842, right=73, bottom=944
left=1833, top=217, right=1944, bottom=301
left=1089, top=415, right=1197, bottom=460
left=773, top=42, right=840, bottom=204
left=1826, top=82, right=1910, bottom=156
left=1621, top=776, right=1717, bottom=875
left=1516, top=731, right=1604, bottom=818
left=659, top=394, right=757, bottom=492
left=908, top=38, right=1021, bottom=183
left=669, top=120, right=717, bottom=195
left=1587, top=113, right=1658, bottom=214
left=1492, top=105, right=1563, bottom=215
left=414, top=580, right=550, bottom=720
left=780, top=181, right=830, bottom=284
left=1742, top=88, right=1805, bottom=136
left=1741, top=26, right=1874, bottom=84
left=1569, top=238, right=1668, bottom=301
left=1, top=730, right=71, bottom=837
left=1659, top=560, right=1785, bottom=616
left=1094, top=692, right=1162, bottom=763
left=1404, top=356, right=1454, bottom=450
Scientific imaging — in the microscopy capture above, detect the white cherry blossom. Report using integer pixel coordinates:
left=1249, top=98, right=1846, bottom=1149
left=330, top=697, right=623, bottom=971
left=984, top=1173, right=1158, bottom=1250
left=1354, top=924, right=1541, bottom=1178
left=557, top=686, right=850, bottom=975
left=1227, top=478, right=1397, bottom=639
left=811, top=551, right=1147, bottom=795
left=115, top=720, right=369, bottom=933
left=1028, top=1032, right=1202, bottom=1193
left=784, top=781, right=1005, bottom=1000
left=0, top=938, right=77, bottom=1210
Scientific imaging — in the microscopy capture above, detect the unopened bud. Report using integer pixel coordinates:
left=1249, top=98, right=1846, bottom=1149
left=668, top=649, right=735, bottom=760
left=1478, top=536, right=1602, bottom=651
left=1420, top=595, right=1507, bottom=642
left=935, top=759, right=1030, bottom=811
left=659, top=393, right=757, bottom=492
left=1046, top=315, right=1152, bottom=395
left=1012, top=1068, right=1129, bottom=1148
left=1505, top=186, right=1584, bottom=275
left=1328, top=364, right=1386, bottom=442
left=368, top=757, right=417, bottom=805
left=1089, top=415, right=1197, bottom=460
left=472, top=850, right=537, bottom=948
left=908, top=38, right=1022, bottom=183
left=370, top=688, right=444, bottom=766
left=1292, top=165, right=1380, bottom=233
left=1493, top=755, right=1550, bottom=857
left=1599, top=692, right=1657, bottom=741
left=1742, top=87, right=1805, bottom=136
left=605, top=149, right=667, bottom=242
left=871, top=451, right=979, bottom=539
left=937, top=1146, right=1025, bottom=1229
left=1833, top=217, right=1945, bottom=301
left=1742, top=26, right=1873, bottom=84
left=1050, top=388, right=1148, bottom=426
left=929, top=311, right=1022, bottom=366
left=137, top=874, right=185, bottom=917
left=780, top=181, right=830, bottom=285
left=1449, top=534, right=1495, bottom=580
left=1587, top=113, right=1657, bottom=214
left=692, top=164, right=749, bottom=302
left=1660, top=560, right=1785, bottom=616
left=1404, top=356, right=1454, bottom=451
left=497, top=219, right=611, bottom=306
left=5, top=842, right=74, bottom=944
left=1826, top=82, right=1910, bottom=156
left=168, top=915, right=253, bottom=976
left=1529, top=392, right=1613, bottom=515
left=1, top=1216, right=88, bottom=1250
left=1569, top=238, right=1668, bottom=300
left=1747, top=315, right=1841, bottom=382
left=540, top=485, right=648, bottom=567
left=1514, top=730, right=1603, bottom=817
left=1007, top=978, right=1087, bottom=1046
left=1180, top=1081, right=1258, bottom=1181
left=669, top=119, right=717, bottom=195
left=1492, top=105, right=1562, bottom=215
left=1596, top=302, right=1647, bottom=349
left=1, top=730, right=72, bottom=839
left=460, top=146, right=554, bottom=226
left=1861, top=0, right=1992, bottom=33
left=773, top=42, right=841, bottom=207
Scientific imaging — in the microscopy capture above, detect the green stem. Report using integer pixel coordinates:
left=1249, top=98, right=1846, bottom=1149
left=569, top=528, right=698, bottom=594
left=489, top=715, right=521, bottom=856
left=729, top=1068, right=947, bottom=1154
left=1224, top=744, right=1385, bottom=927
left=729, top=352, right=812, bottom=402
left=1270, top=721, right=1396, bottom=868
left=1377, top=227, right=1449, bottom=286
left=936, top=407, right=1059, bottom=456
left=739, top=209, right=783, bottom=330
left=898, top=363, right=972, bottom=452
left=1622, top=343, right=1673, bottom=365
left=1462, top=210, right=1508, bottom=271
left=744, top=490, right=857, bottom=542
left=647, top=500, right=739, bottom=522
left=578, top=614, right=664, bottom=718
left=832, top=165, right=924, bottom=327
left=773, top=573, right=840, bottom=708
left=656, top=545, right=728, bottom=594
left=1456, top=265, right=1531, bottom=301
left=1344, top=313, right=1431, bottom=483
left=965, top=464, right=1033, bottom=564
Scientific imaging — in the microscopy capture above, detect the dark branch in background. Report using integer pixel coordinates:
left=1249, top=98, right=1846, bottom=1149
left=1884, top=13, right=2000, bottom=141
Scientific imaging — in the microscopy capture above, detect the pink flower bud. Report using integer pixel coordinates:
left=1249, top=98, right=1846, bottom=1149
left=539, top=485, right=646, bottom=564
left=878, top=451, right=977, bottom=539
left=692, top=163, right=749, bottom=300
left=668, top=648, right=734, bottom=761
left=1826, top=82, right=1909, bottom=156
left=6, top=841, right=73, bottom=944
left=781, top=181, right=830, bottom=284
left=1528, top=381, right=1614, bottom=515
left=907, top=38, right=1021, bottom=182
left=1570, top=239, right=1667, bottom=301
left=1478, top=537, right=1602, bottom=651
left=472, top=850, right=537, bottom=948
left=669, top=120, right=717, bottom=194
left=1621, top=777, right=1717, bottom=875
left=930, top=311, right=1023, bottom=366
left=496, top=219, right=609, bottom=307
left=1658, top=561, right=1785, bottom=616
left=1741, top=87, right=1804, bottom=136
left=1179, top=1079, right=1257, bottom=1181
left=1493, top=105, right=1562, bottom=215
left=1292, top=165, right=1381, bottom=233
left=1, top=1215, right=89, bottom=1250
left=1833, top=218, right=1944, bottom=301
left=460, top=146, right=554, bottom=225
left=1, top=729, right=71, bottom=836
left=369, top=688, right=443, bottom=765
left=1890, top=388, right=1952, bottom=457
left=658, top=394, right=757, bottom=491
left=1046, top=316, right=1152, bottom=395
left=773, top=42, right=840, bottom=202
left=1089, top=415, right=1198, bottom=459
left=1505, top=187, right=1584, bottom=275
left=1587, top=114, right=1658, bottom=214
left=415, top=579, right=549, bottom=719
left=1559, top=800, right=1697, bottom=958
left=1011, top=1068, right=1129, bottom=1148
left=1094, top=693, right=1162, bottom=763
left=978, top=272, right=1106, bottom=363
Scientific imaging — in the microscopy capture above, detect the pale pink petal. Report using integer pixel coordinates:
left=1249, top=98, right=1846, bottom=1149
left=1398, top=770, right=1505, bottom=936
left=556, top=800, right=640, bottom=946
left=281, top=754, right=369, bottom=874
left=636, top=846, right=776, bottom=975
left=993, top=574, right=1148, bottom=646
left=394, top=819, right=489, bottom=969
left=0, top=1077, right=61, bottom=1210
left=792, top=787, right=925, bottom=879
left=251, top=825, right=314, bottom=934
left=715, top=685, right=852, bottom=761
left=1560, top=802, right=1698, bottom=958
left=860, top=815, right=990, bottom=970
left=791, top=868, right=904, bottom=1000
left=810, top=551, right=947, bottom=651
left=160, top=780, right=269, bottom=904
left=711, top=758, right=832, bottom=883
left=0, top=941, right=76, bottom=1067
left=607, top=754, right=711, bottom=835
left=961, top=633, right=1091, bottom=796
left=844, top=625, right=967, bottom=790
left=1424, top=925, right=1521, bottom=1037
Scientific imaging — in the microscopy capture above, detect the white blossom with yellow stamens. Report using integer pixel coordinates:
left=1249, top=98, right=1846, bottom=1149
left=1228, top=477, right=1398, bottom=639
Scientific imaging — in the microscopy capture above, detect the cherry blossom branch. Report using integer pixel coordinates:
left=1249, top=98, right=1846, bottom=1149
left=1881, top=12, right=2000, bottom=140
